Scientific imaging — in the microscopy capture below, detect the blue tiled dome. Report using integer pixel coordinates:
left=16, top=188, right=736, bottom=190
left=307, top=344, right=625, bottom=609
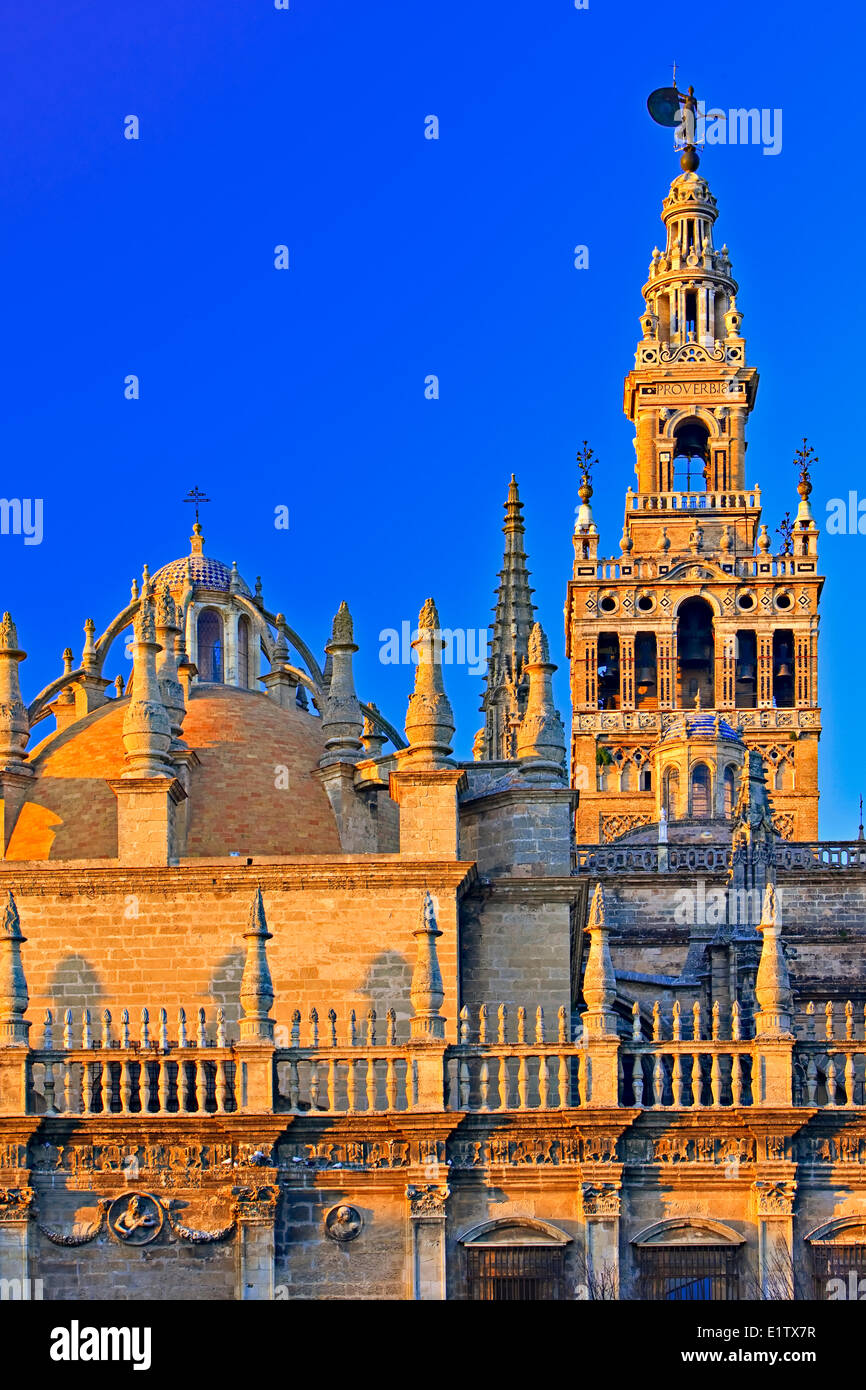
left=151, top=554, right=251, bottom=597
left=661, top=715, right=740, bottom=742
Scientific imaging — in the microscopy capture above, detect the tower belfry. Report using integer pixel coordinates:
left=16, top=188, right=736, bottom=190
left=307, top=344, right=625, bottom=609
left=566, top=143, right=823, bottom=846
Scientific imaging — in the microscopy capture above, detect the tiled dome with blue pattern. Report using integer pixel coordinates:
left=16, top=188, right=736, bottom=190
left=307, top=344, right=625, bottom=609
left=661, top=714, right=741, bottom=742
left=151, top=553, right=252, bottom=597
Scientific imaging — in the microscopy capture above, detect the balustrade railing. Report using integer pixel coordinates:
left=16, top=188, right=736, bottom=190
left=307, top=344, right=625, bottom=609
left=274, top=1006, right=412, bottom=1113
left=793, top=1001, right=866, bottom=1107
left=447, top=1005, right=583, bottom=1111
left=28, top=1006, right=236, bottom=1116
left=620, top=1000, right=755, bottom=1108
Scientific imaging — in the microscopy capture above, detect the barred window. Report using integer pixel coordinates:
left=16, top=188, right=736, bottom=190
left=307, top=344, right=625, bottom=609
left=810, top=1242, right=866, bottom=1300
left=635, top=1244, right=741, bottom=1301
left=466, top=1244, right=566, bottom=1301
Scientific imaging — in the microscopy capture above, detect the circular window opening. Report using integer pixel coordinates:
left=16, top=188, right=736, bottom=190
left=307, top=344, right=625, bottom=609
left=599, top=596, right=617, bottom=613
left=738, top=594, right=755, bottom=611
left=776, top=593, right=792, bottom=610
left=637, top=595, right=654, bottom=613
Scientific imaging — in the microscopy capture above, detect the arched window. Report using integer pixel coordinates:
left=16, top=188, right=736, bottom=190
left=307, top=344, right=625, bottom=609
left=197, top=609, right=223, bottom=683
left=632, top=1220, right=745, bottom=1301
left=774, top=759, right=795, bottom=792
left=460, top=1220, right=572, bottom=1301
left=237, top=616, right=251, bottom=689
left=663, top=767, right=680, bottom=820
left=724, top=765, right=737, bottom=817
left=691, top=764, right=711, bottom=818
left=807, top=1220, right=866, bottom=1299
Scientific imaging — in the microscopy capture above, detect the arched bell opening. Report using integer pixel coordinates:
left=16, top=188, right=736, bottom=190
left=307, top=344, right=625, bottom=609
left=672, top=417, right=710, bottom=491
left=773, top=629, right=795, bottom=708
left=677, top=597, right=715, bottom=708
left=635, top=632, right=658, bottom=710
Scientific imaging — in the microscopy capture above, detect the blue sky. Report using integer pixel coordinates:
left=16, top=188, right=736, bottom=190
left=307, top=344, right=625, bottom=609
left=2, top=0, right=862, bottom=838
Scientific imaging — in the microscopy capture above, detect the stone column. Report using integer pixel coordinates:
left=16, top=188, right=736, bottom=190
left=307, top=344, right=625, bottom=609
left=406, top=1182, right=449, bottom=1300
left=0, top=1187, right=36, bottom=1298
left=619, top=634, right=635, bottom=711
left=580, top=1178, right=621, bottom=1298
left=753, top=1179, right=797, bottom=1299
left=233, top=1181, right=278, bottom=1300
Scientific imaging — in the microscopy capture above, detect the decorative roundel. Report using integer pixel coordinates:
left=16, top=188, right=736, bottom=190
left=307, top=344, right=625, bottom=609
left=737, top=591, right=756, bottom=612
left=598, top=592, right=618, bottom=615
left=325, top=1205, right=363, bottom=1243
left=775, top=590, right=793, bottom=611
left=636, top=592, right=655, bottom=614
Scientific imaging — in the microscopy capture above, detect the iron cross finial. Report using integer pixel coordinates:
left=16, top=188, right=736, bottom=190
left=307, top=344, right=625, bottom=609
left=183, top=486, right=211, bottom=525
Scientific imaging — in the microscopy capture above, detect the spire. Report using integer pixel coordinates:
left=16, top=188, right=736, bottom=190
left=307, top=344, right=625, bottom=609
left=581, top=883, right=618, bottom=1038
left=319, top=601, right=363, bottom=766
left=516, top=622, right=566, bottom=781
left=190, top=521, right=205, bottom=557
left=0, top=614, right=31, bottom=775
left=0, top=892, right=29, bottom=1044
left=403, top=599, right=455, bottom=768
left=154, top=586, right=186, bottom=746
left=409, top=892, right=445, bottom=1041
left=754, top=883, right=793, bottom=1037
left=239, top=887, right=274, bottom=1043
left=121, top=595, right=173, bottom=777
left=479, top=476, right=536, bottom=760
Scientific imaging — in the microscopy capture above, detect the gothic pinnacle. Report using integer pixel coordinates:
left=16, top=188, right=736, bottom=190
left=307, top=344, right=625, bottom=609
left=319, top=601, right=363, bottom=766
left=480, top=475, right=537, bottom=761
left=0, top=613, right=31, bottom=775
left=121, top=595, right=173, bottom=778
left=404, top=598, right=455, bottom=768
left=516, top=622, right=566, bottom=781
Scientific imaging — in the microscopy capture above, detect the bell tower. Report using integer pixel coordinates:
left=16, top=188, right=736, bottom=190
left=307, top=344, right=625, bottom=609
left=565, top=154, right=823, bottom=846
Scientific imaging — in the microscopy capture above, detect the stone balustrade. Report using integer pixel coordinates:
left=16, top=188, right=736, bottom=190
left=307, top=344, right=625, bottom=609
left=28, top=1006, right=236, bottom=1116
left=446, top=1004, right=583, bottom=1111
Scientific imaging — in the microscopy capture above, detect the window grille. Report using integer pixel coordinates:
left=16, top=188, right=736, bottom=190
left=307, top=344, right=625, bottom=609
left=635, top=1245, right=740, bottom=1300
left=466, top=1246, right=565, bottom=1301
left=810, top=1244, right=866, bottom=1300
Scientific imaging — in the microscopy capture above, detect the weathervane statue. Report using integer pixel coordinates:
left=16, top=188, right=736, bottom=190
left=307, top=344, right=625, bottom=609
left=646, top=71, right=709, bottom=172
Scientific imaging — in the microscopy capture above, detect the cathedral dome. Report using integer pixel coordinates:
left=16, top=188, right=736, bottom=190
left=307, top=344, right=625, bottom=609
left=10, top=687, right=341, bottom=861
left=151, top=553, right=251, bottom=597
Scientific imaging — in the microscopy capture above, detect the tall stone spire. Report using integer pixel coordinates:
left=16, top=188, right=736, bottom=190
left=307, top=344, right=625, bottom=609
left=403, top=598, right=455, bottom=768
left=516, top=622, right=566, bottom=781
left=0, top=614, right=31, bottom=776
left=754, top=883, right=793, bottom=1037
left=155, top=586, right=186, bottom=748
left=121, top=595, right=172, bottom=777
left=410, top=892, right=445, bottom=1041
left=319, top=601, right=363, bottom=766
left=239, top=887, right=274, bottom=1043
left=478, top=476, right=536, bottom=761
